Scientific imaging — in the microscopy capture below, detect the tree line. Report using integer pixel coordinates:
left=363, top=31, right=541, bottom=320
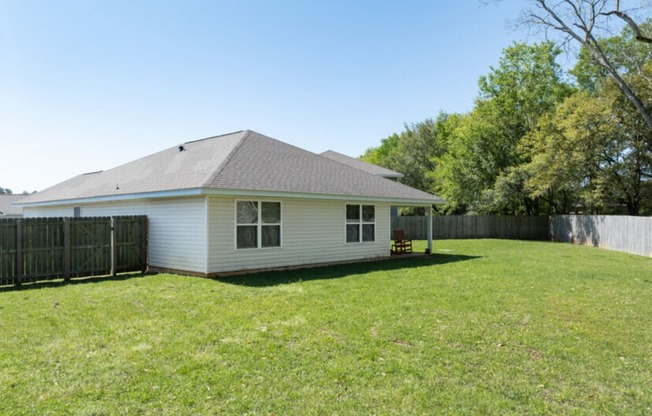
left=0, top=187, right=36, bottom=195
left=362, top=14, right=651, bottom=216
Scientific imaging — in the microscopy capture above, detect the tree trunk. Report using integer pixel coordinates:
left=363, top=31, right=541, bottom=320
left=527, top=0, right=652, bottom=142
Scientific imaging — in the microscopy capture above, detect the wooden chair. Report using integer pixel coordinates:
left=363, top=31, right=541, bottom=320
left=391, top=229, right=413, bottom=254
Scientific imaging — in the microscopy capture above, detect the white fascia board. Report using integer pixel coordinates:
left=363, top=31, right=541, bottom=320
left=201, top=188, right=440, bottom=206
left=17, top=187, right=443, bottom=208
left=14, top=189, right=204, bottom=208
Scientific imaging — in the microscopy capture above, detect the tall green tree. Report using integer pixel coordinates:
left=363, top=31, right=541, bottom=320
left=360, top=133, right=400, bottom=167
left=363, top=15, right=651, bottom=216
left=521, top=19, right=652, bottom=215
left=434, top=42, right=573, bottom=214
left=571, top=19, right=652, bottom=94
left=523, top=67, right=652, bottom=215
left=361, top=116, right=449, bottom=192
left=598, top=60, right=652, bottom=214
left=434, top=111, right=501, bottom=212
left=519, top=0, right=652, bottom=139
left=521, top=92, right=618, bottom=214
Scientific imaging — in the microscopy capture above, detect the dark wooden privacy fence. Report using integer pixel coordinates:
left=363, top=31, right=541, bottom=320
left=0, top=216, right=147, bottom=286
left=392, top=215, right=550, bottom=241
left=393, top=215, right=650, bottom=257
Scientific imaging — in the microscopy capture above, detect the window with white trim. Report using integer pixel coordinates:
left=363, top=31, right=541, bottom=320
left=346, top=204, right=375, bottom=243
left=236, top=201, right=281, bottom=249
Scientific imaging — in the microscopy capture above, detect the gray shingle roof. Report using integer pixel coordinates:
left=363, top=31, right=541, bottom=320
left=319, top=150, right=404, bottom=179
left=0, top=194, right=25, bottom=216
left=19, top=130, right=444, bottom=205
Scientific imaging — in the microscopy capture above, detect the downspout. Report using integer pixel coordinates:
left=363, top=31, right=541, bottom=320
left=204, top=196, right=210, bottom=275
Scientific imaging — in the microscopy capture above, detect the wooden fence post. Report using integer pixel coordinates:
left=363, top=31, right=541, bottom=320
left=140, top=217, right=148, bottom=274
left=427, top=206, right=433, bottom=254
left=110, top=217, right=116, bottom=276
left=15, top=219, right=22, bottom=286
left=63, top=218, right=71, bottom=281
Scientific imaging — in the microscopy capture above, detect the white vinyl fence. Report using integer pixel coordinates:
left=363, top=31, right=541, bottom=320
left=550, top=215, right=652, bottom=257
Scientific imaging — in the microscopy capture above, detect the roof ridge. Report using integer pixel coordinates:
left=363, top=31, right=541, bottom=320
left=201, top=130, right=252, bottom=187
left=319, top=149, right=403, bottom=177
left=185, top=130, right=245, bottom=144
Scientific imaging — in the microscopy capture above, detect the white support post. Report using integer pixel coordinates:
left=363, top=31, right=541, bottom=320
left=427, top=205, right=433, bottom=254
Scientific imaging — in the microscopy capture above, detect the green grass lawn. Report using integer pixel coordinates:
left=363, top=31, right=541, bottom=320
left=1, top=240, right=651, bottom=415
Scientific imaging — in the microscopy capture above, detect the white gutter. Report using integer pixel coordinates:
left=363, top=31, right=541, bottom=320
left=13, top=188, right=204, bottom=208
left=15, top=187, right=444, bottom=208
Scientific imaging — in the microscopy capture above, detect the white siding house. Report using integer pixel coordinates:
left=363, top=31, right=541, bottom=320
left=206, top=197, right=391, bottom=273
left=18, top=130, right=443, bottom=276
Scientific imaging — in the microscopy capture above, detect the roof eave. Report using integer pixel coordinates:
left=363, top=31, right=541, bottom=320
left=17, top=187, right=444, bottom=208
left=14, top=188, right=204, bottom=208
left=201, top=188, right=443, bottom=205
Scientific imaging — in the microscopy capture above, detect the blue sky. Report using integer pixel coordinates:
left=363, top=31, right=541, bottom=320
left=1, top=0, right=533, bottom=193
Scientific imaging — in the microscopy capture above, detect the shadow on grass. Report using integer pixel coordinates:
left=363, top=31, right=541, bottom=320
left=215, top=253, right=481, bottom=288
left=0, top=272, right=152, bottom=292
left=0, top=253, right=481, bottom=291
